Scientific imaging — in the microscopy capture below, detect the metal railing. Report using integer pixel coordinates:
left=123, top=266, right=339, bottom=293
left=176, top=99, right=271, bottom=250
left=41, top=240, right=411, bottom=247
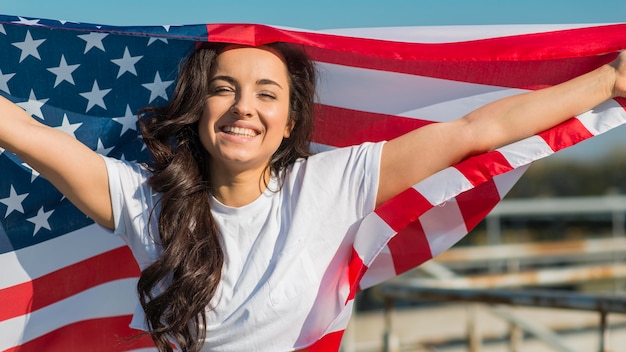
left=381, top=283, right=626, bottom=352
left=379, top=236, right=626, bottom=352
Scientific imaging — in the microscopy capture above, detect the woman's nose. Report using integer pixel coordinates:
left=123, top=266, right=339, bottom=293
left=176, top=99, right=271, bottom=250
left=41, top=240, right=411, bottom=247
left=230, top=93, right=254, bottom=118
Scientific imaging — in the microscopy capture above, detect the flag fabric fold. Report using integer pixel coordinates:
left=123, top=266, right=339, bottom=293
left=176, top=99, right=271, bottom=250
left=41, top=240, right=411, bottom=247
left=0, top=14, right=625, bottom=351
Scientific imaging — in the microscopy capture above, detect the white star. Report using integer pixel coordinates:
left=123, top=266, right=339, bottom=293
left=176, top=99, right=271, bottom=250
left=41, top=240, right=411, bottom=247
left=47, top=55, right=80, bottom=87
left=13, top=17, right=42, bottom=26
left=111, top=47, right=143, bottom=78
left=78, top=32, right=107, bottom=53
left=138, top=135, right=146, bottom=151
left=16, top=90, right=48, bottom=119
left=148, top=37, right=169, bottom=45
left=79, top=81, right=112, bottom=112
left=113, top=105, right=138, bottom=135
left=12, top=31, right=46, bottom=62
left=0, top=24, right=6, bottom=35
left=142, top=72, right=174, bottom=103
left=22, top=162, right=41, bottom=182
left=96, top=138, right=114, bottom=156
left=27, top=206, right=53, bottom=235
left=0, top=68, right=15, bottom=93
left=163, top=25, right=171, bottom=32
left=0, top=185, right=28, bottom=217
left=55, top=114, right=82, bottom=137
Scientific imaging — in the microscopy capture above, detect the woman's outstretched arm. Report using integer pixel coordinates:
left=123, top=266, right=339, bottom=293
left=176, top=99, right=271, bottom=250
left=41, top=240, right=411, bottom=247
left=377, top=51, right=626, bottom=207
left=0, top=96, right=114, bottom=229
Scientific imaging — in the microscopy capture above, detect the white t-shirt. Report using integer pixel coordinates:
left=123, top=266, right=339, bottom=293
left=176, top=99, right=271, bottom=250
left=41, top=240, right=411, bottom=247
left=103, top=141, right=384, bottom=351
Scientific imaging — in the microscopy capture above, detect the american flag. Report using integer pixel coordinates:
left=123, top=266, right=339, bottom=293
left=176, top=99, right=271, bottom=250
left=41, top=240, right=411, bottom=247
left=1, top=14, right=625, bottom=351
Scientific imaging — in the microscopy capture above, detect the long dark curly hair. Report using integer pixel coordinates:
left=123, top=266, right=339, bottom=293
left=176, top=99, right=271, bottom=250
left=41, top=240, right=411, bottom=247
left=136, top=42, right=316, bottom=351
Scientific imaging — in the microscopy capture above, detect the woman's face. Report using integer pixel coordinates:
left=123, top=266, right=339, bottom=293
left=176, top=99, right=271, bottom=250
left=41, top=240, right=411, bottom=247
left=199, top=46, right=293, bottom=176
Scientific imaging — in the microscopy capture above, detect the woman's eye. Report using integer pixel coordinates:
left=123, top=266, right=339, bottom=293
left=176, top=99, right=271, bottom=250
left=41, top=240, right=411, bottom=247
left=211, top=86, right=233, bottom=94
left=258, top=92, right=277, bottom=100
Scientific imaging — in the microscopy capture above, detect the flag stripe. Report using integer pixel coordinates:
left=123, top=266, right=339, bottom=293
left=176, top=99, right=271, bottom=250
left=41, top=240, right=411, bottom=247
left=0, top=246, right=138, bottom=322
left=315, top=61, right=529, bottom=118
left=3, top=316, right=153, bottom=352
left=206, top=23, right=626, bottom=61
left=0, top=225, right=124, bottom=284
left=305, top=330, right=345, bottom=352
left=0, top=279, right=137, bottom=351
left=312, top=104, right=431, bottom=147
left=386, top=220, right=431, bottom=275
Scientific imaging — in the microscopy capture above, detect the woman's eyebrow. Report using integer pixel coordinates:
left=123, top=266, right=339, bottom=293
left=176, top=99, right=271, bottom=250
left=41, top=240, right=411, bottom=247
left=210, top=75, right=236, bottom=84
left=210, top=76, right=283, bottom=90
left=257, top=78, right=283, bottom=90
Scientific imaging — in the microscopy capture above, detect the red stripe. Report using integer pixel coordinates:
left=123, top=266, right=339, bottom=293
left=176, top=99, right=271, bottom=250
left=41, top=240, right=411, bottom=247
left=0, top=246, right=139, bottom=321
left=4, top=315, right=154, bottom=352
left=346, top=248, right=366, bottom=301
left=313, top=51, right=615, bottom=91
left=374, top=187, right=432, bottom=232
left=456, top=179, right=502, bottom=232
left=454, top=151, right=514, bottom=187
left=206, top=23, right=626, bottom=61
left=313, top=105, right=431, bottom=147
left=304, top=330, right=344, bottom=352
left=387, top=220, right=433, bottom=275
left=538, top=117, right=595, bottom=153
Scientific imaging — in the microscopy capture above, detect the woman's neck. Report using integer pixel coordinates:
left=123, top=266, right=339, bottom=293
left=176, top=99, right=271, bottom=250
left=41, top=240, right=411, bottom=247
left=210, top=165, right=271, bottom=207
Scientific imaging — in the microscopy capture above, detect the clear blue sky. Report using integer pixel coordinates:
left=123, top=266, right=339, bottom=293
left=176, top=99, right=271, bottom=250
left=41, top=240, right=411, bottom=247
left=2, top=0, right=625, bottom=162
left=2, top=0, right=626, bottom=28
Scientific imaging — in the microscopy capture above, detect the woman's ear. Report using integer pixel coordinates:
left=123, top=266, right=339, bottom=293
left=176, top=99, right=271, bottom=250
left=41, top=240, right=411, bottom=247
left=283, top=118, right=295, bottom=138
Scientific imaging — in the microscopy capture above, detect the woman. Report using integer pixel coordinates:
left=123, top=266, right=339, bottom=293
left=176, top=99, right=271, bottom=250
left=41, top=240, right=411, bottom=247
left=0, top=41, right=624, bottom=351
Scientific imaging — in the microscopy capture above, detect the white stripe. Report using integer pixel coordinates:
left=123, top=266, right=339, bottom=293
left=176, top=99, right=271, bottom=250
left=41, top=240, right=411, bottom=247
left=316, top=62, right=526, bottom=119
left=359, top=245, right=396, bottom=289
left=0, top=278, right=137, bottom=350
left=317, top=24, right=607, bottom=43
left=0, top=224, right=125, bottom=288
left=498, top=135, right=555, bottom=169
left=420, top=199, right=468, bottom=258
left=397, top=88, right=527, bottom=122
left=577, top=99, right=626, bottom=135
left=321, top=299, right=353, bottom=335
left=353, top=213, right=396, bottom=266
left=493, top=165, right=529, bottom=200
left=414, top=167, right=471, bottom=206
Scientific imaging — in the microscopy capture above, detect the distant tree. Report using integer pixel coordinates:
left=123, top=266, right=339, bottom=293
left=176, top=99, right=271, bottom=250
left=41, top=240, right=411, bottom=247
left=507, top=148, right=626, bottom=198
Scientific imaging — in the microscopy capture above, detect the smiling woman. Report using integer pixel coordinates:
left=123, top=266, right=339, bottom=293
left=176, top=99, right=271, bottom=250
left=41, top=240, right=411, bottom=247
left=132, top=42, right=319, bottom=350
left=0, top=25, right=625, bottom=352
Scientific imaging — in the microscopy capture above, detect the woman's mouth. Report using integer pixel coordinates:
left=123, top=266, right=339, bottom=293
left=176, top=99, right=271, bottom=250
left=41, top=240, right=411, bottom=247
left=221, top=126, right=259, bottom=137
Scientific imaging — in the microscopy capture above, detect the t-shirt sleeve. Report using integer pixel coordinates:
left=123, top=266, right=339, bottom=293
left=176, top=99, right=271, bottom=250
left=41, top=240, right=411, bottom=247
left=301, top=141, right=384, bottom=219
left=101, top=155, right=161, bottom=268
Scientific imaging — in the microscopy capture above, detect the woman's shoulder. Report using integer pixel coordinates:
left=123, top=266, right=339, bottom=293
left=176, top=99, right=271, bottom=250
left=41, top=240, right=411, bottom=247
left=283, top=141, right=385, bottom=191
left=100, top=155, right=152, bottom=179
left=304, top=141, right=385, bottom=165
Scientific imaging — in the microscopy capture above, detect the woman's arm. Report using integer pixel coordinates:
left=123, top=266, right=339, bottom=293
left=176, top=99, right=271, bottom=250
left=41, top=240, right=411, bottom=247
left=377, top=51, right=626, bottom=207
left=0, top=96, right=114, bottom=229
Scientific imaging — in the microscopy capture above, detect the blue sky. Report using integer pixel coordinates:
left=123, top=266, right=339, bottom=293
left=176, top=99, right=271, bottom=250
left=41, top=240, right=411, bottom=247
left=2, top=0, right=626, bottom=28
left=2, top=0, right=625, bottom=161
